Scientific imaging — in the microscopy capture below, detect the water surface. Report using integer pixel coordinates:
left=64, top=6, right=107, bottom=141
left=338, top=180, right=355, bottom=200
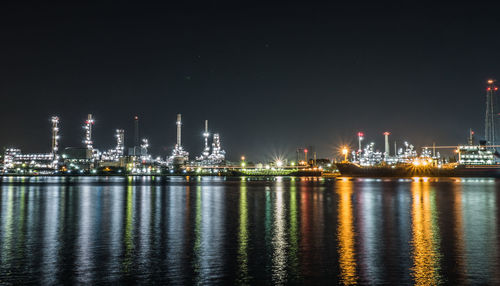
left=0, top=176, right=499, bottom=284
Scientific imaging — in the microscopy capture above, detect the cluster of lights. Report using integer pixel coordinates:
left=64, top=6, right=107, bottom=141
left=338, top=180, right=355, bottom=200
left=348, top=132, right=438, bottom=167
left=51, top=116, right=60, bottom=168
left=168, top=114, right=189, bottom=165
left=412, top=158, right=432, bottom=166
left=195, top=120, right=226, bottom=166
left=2, top=148, right=56, bottom=171
left=83, top=114, right=95, bottom=150
left=458, top=145, right=494, bottom=165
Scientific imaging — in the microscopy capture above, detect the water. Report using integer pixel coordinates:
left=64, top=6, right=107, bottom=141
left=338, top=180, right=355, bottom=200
left=0, top=176, right=499, bottom=285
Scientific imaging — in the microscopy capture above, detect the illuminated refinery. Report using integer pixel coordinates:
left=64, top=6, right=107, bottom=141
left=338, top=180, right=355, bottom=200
left=0, top=112, right=233, bottom=175
left=337, top=79, right=500, bottom=177
left=2, top=80, right=500, bottom=177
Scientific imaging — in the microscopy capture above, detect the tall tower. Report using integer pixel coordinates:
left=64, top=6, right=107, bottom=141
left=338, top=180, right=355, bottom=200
left=168, top=113, right=189, bottom=166
left=383, top=132, right=390, bottom=159
left=468, top=129, right=474, bottom=146
left=357, top=132, right=364, bottom=152
left=141, top=138, right=149, bottom=154
left=485, top=79, right=498, bottom=145
left=202, top=120, right=210, bottom=158
left=51, top=116, right=60, bottom=168
left=84, top=114, right=95, bottom=150
left=176, top=114, right=182, bottom=147
left=208, top=133, right=226, bottom=164
left=115, top=129, right=125, bottom=157
left=134, top=115, right=139, bottom=147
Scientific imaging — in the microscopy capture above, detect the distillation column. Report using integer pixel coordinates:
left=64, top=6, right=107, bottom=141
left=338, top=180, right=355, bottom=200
left=116, top=129, right=125, bottom=156
left=84, top=114, right=94, bottom=150
left=51, top=116, right=60, bottom=168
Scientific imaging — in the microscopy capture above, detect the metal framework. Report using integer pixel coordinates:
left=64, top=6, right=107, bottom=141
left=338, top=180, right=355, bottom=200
left=115, top=129, right=125, bottom=157
left=168, top=114, right=189, bottom=165
left=84, top=114, right=95, bottom=150
left=485, top=79, right=498, bottom=145
left=51, top=116, right=60, bottom=168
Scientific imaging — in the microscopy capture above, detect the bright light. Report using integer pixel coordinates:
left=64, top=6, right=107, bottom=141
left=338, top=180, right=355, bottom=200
left=276, top=160, right=283, bottom=168
left=241, top=156, right=245, bottom=161
left=342, top=148, right=348, bottom=155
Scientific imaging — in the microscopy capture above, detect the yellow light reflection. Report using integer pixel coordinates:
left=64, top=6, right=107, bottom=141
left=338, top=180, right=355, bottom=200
left=237, top=180, right=249, bottom=284
left=337, top=180, right=358, bottom=285
left=410, top=181, right=442, bottom=285
left=123, top=184, right=134, bottom=272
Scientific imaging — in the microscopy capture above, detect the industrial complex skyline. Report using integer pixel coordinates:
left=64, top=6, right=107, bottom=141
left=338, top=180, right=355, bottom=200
left=2, top=3, right=500, bottom=159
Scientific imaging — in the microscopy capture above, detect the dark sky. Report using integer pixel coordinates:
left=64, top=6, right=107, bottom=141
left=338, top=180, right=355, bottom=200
left=1, top=2, right=500, bottom=161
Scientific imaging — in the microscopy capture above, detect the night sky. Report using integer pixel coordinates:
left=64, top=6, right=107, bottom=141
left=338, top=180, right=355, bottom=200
left=2, top=2, right=500, bottom=161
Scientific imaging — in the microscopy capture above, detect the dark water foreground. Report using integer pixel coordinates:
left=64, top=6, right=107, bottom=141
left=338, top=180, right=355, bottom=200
left=1, top=176, right=500, bottom=285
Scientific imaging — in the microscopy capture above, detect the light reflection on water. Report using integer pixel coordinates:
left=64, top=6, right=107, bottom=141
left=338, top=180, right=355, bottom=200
left=337, top=180, right=357, bottom=285
left=1, top=176, right=500, bottom=284
left=410, top=181, right=442, bottom=285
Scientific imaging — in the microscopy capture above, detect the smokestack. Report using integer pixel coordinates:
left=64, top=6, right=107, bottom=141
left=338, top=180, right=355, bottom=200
left=384, top=132, right=390, bottom=158
left=176, top=114, right=182, bottom=147
left=134, top=115, right=139, bottom=146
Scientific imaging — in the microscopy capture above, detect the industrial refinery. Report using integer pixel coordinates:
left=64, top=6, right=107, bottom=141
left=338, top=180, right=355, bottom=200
left=0, top=112, right=327, bottom=176
left=3, top=79, right=500, bottom=177
left=336, top=79, right=500, bottom=177
left=1, top=113, right=230, bottom=175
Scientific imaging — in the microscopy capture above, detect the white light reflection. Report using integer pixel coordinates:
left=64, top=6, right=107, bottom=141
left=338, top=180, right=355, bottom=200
left=272, top=179, right=287, bottom=284
left=41, top=185, right=60, bottom=285
left=76, top=185, right=95, bottom=283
